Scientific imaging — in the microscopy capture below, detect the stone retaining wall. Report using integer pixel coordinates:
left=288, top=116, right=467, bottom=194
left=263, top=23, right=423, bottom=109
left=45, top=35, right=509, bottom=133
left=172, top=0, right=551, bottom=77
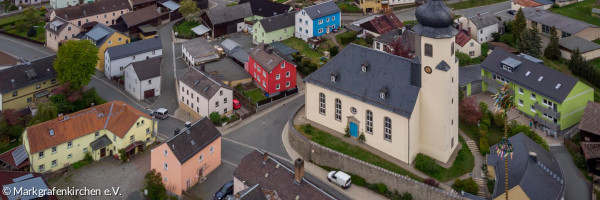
left=288, top=105, right=463, bottom=200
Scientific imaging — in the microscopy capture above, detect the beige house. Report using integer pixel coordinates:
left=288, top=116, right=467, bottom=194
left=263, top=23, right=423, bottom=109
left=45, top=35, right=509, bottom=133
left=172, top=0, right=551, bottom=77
left=455, top=31, right=481, bottom=58
left=44, top=18, right=80, bottom=51
left=304, top=0, right=459, bottom=165
left=559, top=35, right=600, bottom=61
left=523, top=7, right=600, bottom=41
left=178, top=67, right=233, bottom=120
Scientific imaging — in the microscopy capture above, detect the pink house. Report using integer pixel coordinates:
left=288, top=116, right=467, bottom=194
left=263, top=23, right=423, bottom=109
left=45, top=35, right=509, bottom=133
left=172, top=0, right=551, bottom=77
left=150, top=117, right=222, bottom=196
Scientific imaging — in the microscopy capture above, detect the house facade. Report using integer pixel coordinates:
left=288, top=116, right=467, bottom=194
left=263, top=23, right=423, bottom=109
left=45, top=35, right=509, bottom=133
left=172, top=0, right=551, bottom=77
left=357, top=0, right=382, bottom=14
left=558, top=35, right=600, bottom=61
left=523, top=7, right=600, bottom=41
left=23, top=101, right=157, bottom=173
left=80, top=24, right=130, bottom=71
left=104, top=37, right=162, bottom=78
left=481, top=49, right=593, bottom=133
left=124, top=57, right=162, bottom=101
left=459, top=12, right=500, bottom=43
left=48, top=0, right=130, bottom=29
left=455, top=30, right=481, bottom=58
left=0, top=56, right=59, bottom=111
left=151, top=117, right=221, bottom=196
left=201, top=3, right=253, bottom=38
left=252, top=12, right=296, bottom=45
left=247, top=44, right=297, bottom=95
left=179, top=67, right=233, bottom=119
left=45, top=18, right=81, bottom=52
left=294, top=1, right=341, bottom=41
left=579, top=101, right=600, bottom=142
left=50, top=0, right=95, bottom=9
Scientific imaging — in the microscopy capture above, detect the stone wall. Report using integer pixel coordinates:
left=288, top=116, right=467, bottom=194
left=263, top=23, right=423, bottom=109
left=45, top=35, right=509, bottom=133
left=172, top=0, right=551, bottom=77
left=288, top=106, right=463, bottom=200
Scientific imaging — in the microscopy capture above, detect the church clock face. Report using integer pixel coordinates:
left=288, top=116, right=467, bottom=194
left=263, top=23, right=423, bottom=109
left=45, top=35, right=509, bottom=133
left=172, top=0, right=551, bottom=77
left=424, top=66, right=432, bottom=74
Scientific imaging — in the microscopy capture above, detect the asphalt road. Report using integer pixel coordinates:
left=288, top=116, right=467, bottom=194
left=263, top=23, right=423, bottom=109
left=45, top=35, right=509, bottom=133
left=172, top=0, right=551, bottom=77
left=550, top=146, right=591, bottom=200
left=0, top=34, right=54, bottom=60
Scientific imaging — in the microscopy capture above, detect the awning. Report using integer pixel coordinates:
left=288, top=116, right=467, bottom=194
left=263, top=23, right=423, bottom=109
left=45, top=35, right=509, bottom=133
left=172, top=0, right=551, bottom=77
left=125, top=141, right=145, bottom=152
left=34, top=90, right=50, bottom=99
left=191, top=25, right=211, bottom=35
left=90, top=135, right=112, bottom=151
left=160, top=0, right=180, bottom=11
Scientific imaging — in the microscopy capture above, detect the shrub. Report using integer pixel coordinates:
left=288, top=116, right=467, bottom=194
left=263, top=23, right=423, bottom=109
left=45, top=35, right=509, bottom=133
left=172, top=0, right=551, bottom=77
left=424, top=178, right=439, bottom=187
left=452, top=178, right=479, bottom=194
left=329, top=46, right=339, bottom=57
left=27, top=26, right=36, bottom=37
left=220, top=115, right=229, bottom=123
left=491, top=32, right=502, bottom=42
left=339, top=31, right=358, bottom=45
left=344, top=125, right=350, bottom=137
left=400, top=192, right=413, bottom=200
left=209, top=112, right=221, bottom=125
left=492, top=112, right=505, bottom=128
left=39, top=6, right=46, bottom=11
left=574, top=153, right=587, bottom=169
left=118, top=149, right=128, bottom=163
left=414, top=153, right=439, bottom=174
left=487, top=179, right=495, bottom=193
left=8, top=5, right=17, bottom=11
left=358, top=132, right=366, bottom=143
left=479, top=137, right=490, bottom=154
left=376, top=183, right=388, bottom=194
left=145, top=169, right=168, bottom=200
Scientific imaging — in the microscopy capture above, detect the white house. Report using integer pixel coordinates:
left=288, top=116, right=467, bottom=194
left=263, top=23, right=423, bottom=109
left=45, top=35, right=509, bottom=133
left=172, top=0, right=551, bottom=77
left=459, top=12, right=500, bottom=43
left=124, top=57, right=162, bottom=101
left=104, top=37, right=162, bottom=79
left=179, top=67, right=233, bottom=119
left=181, top=37, right=220, bottom=67
left=294, top=1, right=341, bottom=41
left=388, top=0, right=414, bottom=7
left=455, top=31, right=481, bottom=58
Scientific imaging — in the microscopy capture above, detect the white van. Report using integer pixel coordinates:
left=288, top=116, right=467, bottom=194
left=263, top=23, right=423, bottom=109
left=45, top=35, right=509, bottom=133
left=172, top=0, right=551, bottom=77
left=327, top=171, right=352, bottom=189
left=151, top=108, right=168, bottom=120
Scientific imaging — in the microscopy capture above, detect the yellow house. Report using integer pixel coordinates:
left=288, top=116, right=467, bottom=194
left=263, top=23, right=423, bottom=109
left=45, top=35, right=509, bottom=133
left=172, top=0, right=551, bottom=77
left=358, top=0, right=382, bottom=14
left=80, top=24, right=130, bottom=71
left=0, top=56, right=59, bottom=111
left=22, top=101, right=157, bottom=173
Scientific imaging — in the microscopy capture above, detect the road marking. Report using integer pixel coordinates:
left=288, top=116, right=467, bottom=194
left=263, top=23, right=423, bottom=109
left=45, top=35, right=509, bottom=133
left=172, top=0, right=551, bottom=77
left=0, top=34, right=52, bottom=56
left=222, top=159, right=238, bottom=167
left=494, top=9, right=510, bottom=15
left=222, top=137, right=292, bottom=163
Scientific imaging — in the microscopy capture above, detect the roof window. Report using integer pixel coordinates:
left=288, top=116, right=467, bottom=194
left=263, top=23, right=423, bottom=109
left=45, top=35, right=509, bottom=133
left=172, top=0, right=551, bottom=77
left=555, top=83, right=561, bottom=90
left=538, top=76, right=544, bottom=82
left=525, top=71, right=530, bottom=76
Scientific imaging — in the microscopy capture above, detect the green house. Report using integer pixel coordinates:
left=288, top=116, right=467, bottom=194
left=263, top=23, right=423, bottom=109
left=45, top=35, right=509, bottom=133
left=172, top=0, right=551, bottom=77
left=481, top=49, right=593, bottom=133
left=252, top=11, right=297, bottom=45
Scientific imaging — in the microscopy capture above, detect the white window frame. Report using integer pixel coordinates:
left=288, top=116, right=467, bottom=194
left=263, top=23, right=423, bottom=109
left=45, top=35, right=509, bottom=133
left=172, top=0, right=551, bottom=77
left=210, top=146, right=214, bottom=154
left=276, top=84, right=280, bottom=90
left=384, top=117, right=392, bottom=142
left=199, top=154, right=204, bottom=162
left=286, top=71, right=291, bottom=77
left=319, top=93, right=325, bottom=115
left=335, top=98, right=341, bottom=121
left=286, top=81, right=290, bottom=87
left=366, top=110, right=373, bottom=134
left=518, top=99, right=523, bottom=106
left=519, top=87, right=523, bottom=94
left=164, top=149, right=168, bottom=157
left=276, top=74, right=280, bottom=80
left=164, top=163, right=168, bottom=170
left=530, top=93, right=536, bottom=100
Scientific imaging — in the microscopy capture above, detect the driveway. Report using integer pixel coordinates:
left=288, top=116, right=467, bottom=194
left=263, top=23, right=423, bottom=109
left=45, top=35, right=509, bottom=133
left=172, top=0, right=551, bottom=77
left=551, top=146, right=591, bottom=200
left=50, top=150, right=152, bottom=200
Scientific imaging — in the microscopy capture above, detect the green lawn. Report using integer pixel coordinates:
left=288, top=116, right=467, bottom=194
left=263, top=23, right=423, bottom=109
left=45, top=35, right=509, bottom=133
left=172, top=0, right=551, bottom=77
left=4, top=21, right=46, bottom=42
left=174, top=20, right=199, bottom=38
left=352, top=38, right=370, bottom=47
left=447, top=0, right=507, bottom=10
left=296, top=124, right=423, bottom=181
left=0, top=10, right=44, bottom=27
left=244, top=88, right=266, bottom=103
left=594, top=39, right=600, bottom=45
left=336, top=1, right=362, bottom=13
left=281, top=37, right=323, bottom=64
left=275, top=0, right=287, bottom=3
left=421, top=136, right=475, bottom=182
left=549, top=0, right=600, bottom=26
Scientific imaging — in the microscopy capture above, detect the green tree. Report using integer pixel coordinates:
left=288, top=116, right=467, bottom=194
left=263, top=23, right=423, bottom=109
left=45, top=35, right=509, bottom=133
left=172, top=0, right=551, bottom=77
left=179, top=0, right=201, bottom=22
left=452, top=178, right=479, bottom=194
left=517, top=28, right=541, bottom=57
left=209, top=111, right=221, bottom=125
left=513, top=8, right=526, bottom=42
left=568, top=48, right=585, bottom=76
left=53, top=40, right=98, bottom=90
left=23, top=7, right=42, bottom=27
left=543, top=26, right=561, bottom=60
left=29, top=102, right=58, bottom=126
left=145, top=169, right=168, bottom=200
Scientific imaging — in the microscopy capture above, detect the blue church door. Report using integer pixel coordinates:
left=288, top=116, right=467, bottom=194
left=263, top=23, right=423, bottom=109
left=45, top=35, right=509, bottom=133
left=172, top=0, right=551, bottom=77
left=350, top=122, right=358, bottom=137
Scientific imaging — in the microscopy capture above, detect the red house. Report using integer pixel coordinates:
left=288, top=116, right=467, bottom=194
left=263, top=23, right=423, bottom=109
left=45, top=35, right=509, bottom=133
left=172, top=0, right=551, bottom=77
left=247, top=43, right=297, bottom=95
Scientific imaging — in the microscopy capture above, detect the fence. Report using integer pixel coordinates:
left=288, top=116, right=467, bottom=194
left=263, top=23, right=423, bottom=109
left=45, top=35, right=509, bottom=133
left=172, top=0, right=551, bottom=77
left=257, top=88, right=298, bottom=107
left=564, top=136, right=581, bottom=154
left=233, top=90, right=257, bottom=120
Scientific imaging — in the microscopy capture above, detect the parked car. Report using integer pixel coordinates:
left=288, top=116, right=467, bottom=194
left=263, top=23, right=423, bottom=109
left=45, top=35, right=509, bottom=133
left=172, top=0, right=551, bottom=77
left=233, top=99, right=241, bottom=110
left=214, top=181, right=234, bottom=200
left=327, top=171, right=351, bottom=189
left=150, top=108, right=168, bottom=120
left=507, top=10, right=516, bottom=15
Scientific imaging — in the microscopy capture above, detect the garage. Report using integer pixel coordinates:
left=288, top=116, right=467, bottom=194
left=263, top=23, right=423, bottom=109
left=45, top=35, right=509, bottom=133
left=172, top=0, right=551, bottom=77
left=144, top=89, right=155, bottom=98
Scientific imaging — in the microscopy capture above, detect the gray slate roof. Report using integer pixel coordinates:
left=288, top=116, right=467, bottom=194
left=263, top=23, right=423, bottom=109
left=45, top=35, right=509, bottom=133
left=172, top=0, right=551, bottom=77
left=220, top=39, right=241, bottom=54
left=481, top=49, right=578, bottom=103
left=249, top=43, right=292, bottom=72
left=302, top=1, right=341, bottom=20
left=468, top=12, right=499, bottom=29
left=206, top=3, right=253, bottom=25
left=559, top=35, right=600, bottom=53
left=258, top=11, right=297, bottom=33
left=304, top=44, right=421, bottom=118
left=179, top=67, right=232, bottom=99
left=81, top=23, right=118, bottom=48
left=487, top=133, right=565, bottom=200
left=182, top=37, right=218, bottom=59
left=270, top=42, right=298, bottom=56
left=106, top=37, right=162, bottom=60
left=166, top=117, right=221, bottom=164
left=523, top=7, right=598, bottom=34
left=130, top=57, right=161, bottom=80
left=459, top=65, right=482, bottom=86
left=0, top=56, right=57, bottom=94
left=90, top=135, right=112, bottom=151
left=374, top=29, right=402, bottom=44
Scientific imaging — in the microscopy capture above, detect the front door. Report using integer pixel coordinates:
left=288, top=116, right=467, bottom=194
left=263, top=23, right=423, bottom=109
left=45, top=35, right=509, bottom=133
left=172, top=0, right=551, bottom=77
left=350, top=122, right=358, bottom=137
left=100, top=148, right=106, bottom=158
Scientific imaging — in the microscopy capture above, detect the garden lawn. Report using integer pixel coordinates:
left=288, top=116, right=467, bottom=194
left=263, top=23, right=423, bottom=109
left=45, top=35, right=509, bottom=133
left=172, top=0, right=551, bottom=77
left=0, top=10, right=45, bottom=27
left=245, top=88, right=266, bottom=103
left=549, top=0, right=600, bottom=27
left=447, top=0, right=507, bottom=10
left=594, top=39, right=600, bottom=45
left=336, top=1, right=361, bottom=13
left=420, top=136, right=475, bottom=182
left=296, top=124, right=423, bottom=181
left=4, top=21, right=46, bottom=42
left=174, top=20, right=199, bottom=38
left=281, top=37, right=323, bottom=64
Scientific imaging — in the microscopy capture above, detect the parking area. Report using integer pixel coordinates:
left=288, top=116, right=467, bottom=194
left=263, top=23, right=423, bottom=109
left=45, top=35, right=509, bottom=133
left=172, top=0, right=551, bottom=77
left=49, top=150, right=151, bottom=200
left=186, top=161, right=237, bottom=199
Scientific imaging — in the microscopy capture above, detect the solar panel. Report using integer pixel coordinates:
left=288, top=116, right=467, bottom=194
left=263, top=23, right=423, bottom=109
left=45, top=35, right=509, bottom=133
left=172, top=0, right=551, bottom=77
left=4, top=177, right=49, bottom=200
left=86, top=27, right=110, bottom=41
left=12, top=174, right=33, bottom=183
left=12, top=145, right=28, bottom=167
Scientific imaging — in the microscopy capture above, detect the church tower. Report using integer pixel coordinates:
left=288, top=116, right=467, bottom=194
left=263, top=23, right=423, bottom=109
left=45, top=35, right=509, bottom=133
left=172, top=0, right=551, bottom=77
left=413, top=0, right=459, bottom=163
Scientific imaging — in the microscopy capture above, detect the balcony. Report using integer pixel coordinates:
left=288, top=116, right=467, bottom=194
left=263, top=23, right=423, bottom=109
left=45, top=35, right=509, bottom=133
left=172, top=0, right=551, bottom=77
left=534, top=102, right=561, bottom=119
left=534, top=115, right=560, bottom=132
left=482, top=77, right=514, bottom=94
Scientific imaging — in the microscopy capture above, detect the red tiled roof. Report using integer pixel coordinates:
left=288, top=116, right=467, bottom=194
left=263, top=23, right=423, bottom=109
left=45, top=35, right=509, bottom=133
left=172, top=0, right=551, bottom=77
left=0, top=145, right=29, bottom=169
left=514, top=0, right=542, bottom=7
left=26, top=101, right=150, bottom=153
left=455, top=31, right=471, bottom=47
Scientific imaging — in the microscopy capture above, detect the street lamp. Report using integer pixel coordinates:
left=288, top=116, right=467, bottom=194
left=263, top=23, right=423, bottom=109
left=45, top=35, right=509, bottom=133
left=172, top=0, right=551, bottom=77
left=492, top=82, right=515, bottom=200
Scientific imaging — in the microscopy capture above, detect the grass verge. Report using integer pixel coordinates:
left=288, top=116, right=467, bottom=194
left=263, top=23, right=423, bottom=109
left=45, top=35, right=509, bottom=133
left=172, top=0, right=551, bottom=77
left=459, top=121, right=503, bottom=150
left=336, top=1, right=362, bottom=13
left=447, top=0, right=507, bottom=10
left=549, top=0, right=600, bottom=27
left=296, top=124, right=423, bottom=181
left=419, top=136, right=475, bottom=182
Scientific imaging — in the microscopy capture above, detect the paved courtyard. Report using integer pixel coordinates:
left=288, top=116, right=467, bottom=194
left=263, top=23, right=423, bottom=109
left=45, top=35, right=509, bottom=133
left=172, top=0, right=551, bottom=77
left=49, top=150, right=151, bottom=200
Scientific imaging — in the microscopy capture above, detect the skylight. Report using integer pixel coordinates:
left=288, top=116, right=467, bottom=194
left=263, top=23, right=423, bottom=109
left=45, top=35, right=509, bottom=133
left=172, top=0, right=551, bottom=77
left=49, top=129, right=55, bottom=136
left=555, top=83, right=561, bottom=90
left=538, top=76, right=544, bottom=82
left=525, top=71, right=530, bottom=76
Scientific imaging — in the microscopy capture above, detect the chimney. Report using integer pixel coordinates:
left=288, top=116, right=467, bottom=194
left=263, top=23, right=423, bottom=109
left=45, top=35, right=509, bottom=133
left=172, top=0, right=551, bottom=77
left=529, top=152, right=537, bottom=162
left=263, top=152, right=269, bottom=165
left=200, top=64, right=206, bottom=72
left=174, top=127, right=180, bottom=136
left=185, top=121, right=191, bottom=128
left=58, top=113, right=64, bottom=120
left=294, top=158, right=304, bottom=184
left=536, top=8, right=540, bottom=12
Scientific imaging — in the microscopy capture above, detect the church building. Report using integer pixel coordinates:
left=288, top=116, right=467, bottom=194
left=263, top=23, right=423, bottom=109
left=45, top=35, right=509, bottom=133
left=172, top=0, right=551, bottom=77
left=304, top=0, right=459, bottom=164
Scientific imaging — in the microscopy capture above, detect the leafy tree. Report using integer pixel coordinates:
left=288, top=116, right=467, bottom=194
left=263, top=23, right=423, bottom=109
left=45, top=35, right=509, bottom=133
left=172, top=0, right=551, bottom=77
left=23, top=7, right=42, bottom=27
left=53, top=40, right=98, bottom=90
left=27, top=26, right=37, bottom=37
left=2, top=109, right=20, bottom=126
left=543, top=26, right=561, bottom=60
left=459, top=96, right=482, bottom=125
left=491, top=32, right=502, bottom=42
left=386, top=37, right=414, bottom=59
left=179, top=0, right=201, bottom=22
left=517, top=28, right=541, bottom=57
left=568, top=48, right=585, bottom=75
left=452, top=178, right=479, bottom=194
left=328, top=46, right=339, bottom=57
left=513, top=8, right=526, bottom=42
left=209, top=112, right=221, bottom=125
left=145, top=169, right=168, bottom=200
left=29, top=102, right=58, bottom=126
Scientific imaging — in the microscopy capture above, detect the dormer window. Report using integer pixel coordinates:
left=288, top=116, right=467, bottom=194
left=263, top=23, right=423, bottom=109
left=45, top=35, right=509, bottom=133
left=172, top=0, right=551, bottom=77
left=330, top=72, right=338, bottom=82
left=380, top=87, right=389, bottom=99
left=361, top=62, right=369, bottom=72
left=501, top=57, right=521, bottom=73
